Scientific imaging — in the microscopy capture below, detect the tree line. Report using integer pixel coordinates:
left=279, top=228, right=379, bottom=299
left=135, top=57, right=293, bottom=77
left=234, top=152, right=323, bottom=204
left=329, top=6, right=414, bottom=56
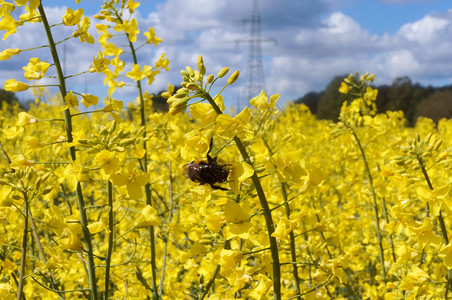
left=295, top=75, right=452, bottom=126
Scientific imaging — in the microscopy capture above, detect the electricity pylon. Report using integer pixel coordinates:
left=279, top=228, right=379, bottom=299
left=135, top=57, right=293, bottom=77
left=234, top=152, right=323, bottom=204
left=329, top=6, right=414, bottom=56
left=237, top=0, right=276, bottom=110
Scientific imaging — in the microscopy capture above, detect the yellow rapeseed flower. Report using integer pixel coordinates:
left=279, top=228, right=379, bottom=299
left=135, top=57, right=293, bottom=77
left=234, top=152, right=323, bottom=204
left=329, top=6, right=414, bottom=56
left=144, top=27, right=162, bottom=46
left=134, top=205, right=161, bottom=228
left=62, top=8, right=84, bottom=26
left=110, top=163, right=149, bottom=199
left=95, top=150, right=121, bottom=175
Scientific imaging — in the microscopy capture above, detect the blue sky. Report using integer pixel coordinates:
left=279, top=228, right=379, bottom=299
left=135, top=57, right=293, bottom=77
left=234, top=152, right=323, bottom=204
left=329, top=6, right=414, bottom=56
left=1, top=0, right=452, bottom=110
left=340, top=0, right=451, bottom=34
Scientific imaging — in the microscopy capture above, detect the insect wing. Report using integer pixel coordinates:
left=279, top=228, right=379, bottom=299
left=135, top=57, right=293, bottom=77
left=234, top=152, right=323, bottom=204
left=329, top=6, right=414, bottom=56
left=182, top=163, right=191, bottom=179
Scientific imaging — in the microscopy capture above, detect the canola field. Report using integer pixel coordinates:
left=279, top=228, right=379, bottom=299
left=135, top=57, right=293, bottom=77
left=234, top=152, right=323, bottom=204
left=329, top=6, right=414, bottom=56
left=1, top=1, right=452, bottom=299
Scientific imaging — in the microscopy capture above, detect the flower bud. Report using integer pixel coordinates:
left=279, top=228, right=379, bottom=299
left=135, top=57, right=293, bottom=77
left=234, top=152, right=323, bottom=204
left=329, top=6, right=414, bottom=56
left=357, top=116, right=363, bottom=127
left=119, top=138, right=136, bottom=146
left=17, top=112, right=37, bottom=126
left=0, top=48, right=20, bottom=60
left=77, top=139, right=89, bottom=145
left=436, top=151, right=449, bottom=162
left=194, top=70, right=201, bottom=81
left=5, top=79, right=29, bottom=92
left=185, top=66, right=194, bottom=76
left=169, top=98, right=188, bottom=115
left=99, top=125, right=108, bottom=136
left=206, top=74, right=214, bottom=84
left=197, top=55, right=206, bottom=75
left=227, top=70, right=240, bottom=85
left=42, top=186, right=54, bottom=195
left=433, top=139, right=442, bottom=151
left=186, top=83, right=198, bottom=91
left=217, top=67, right=229, bottom=78
left=108, top=120, right=116, bottom=134
left=94, top=14, right=106, bottom=20
left=423, top=133, right=432, bottom=145
left=199, top=239, right=212, bottom=245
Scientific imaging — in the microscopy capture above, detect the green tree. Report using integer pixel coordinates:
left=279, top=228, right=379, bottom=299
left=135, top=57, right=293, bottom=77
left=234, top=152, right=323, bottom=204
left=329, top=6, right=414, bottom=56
left=415, top=90, right=452, bottom=123
left=294, top=91, right=322, bottom=114
left=0, top=89, right=24, bottom=113
left=317, top=75, right=349, bottom=121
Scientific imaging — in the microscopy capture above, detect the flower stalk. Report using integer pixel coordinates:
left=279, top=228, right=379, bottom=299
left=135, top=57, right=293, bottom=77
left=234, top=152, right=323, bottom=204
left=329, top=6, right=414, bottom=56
left=203, top=91, right=281, bottom=299
left=38, top=4, right=98, bottom=299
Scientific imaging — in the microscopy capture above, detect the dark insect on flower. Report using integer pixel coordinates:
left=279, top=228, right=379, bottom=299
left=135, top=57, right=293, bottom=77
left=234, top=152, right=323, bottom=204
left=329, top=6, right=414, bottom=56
left=182, top=155, right=230, bottom=190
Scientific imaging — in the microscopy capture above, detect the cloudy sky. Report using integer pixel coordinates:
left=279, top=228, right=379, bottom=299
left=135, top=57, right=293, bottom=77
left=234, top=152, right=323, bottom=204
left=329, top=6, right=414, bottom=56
left=1, top=0, right=452, bottom=109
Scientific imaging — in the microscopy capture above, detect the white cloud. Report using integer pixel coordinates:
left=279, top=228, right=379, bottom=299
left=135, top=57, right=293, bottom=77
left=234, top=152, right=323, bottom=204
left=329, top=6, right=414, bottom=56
left=1, top=1, right=452, bottom=109
left=398, top=15, right=449, bottom=44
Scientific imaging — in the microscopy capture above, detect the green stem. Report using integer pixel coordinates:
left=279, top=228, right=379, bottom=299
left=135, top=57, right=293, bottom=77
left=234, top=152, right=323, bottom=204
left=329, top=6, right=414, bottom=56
left=38, top=4, right=98, bottom=299
left=381, top=196, right=396, bottom=263
left=200, top=240, right=230, bottom=300
left=71, top=110, right=104, bottom=117
left=418, top=160, right=452, bottom=294
left=159, top=134, right=175, bottom=296
left=376, top=163, right=396, bottom=263
left=281, top=184, right=302, bottom=300
left=117, top=9, right=159, bottom=298
left=16, top=193, right=29, bottom=300
left=28, top=208, right=63, bottom=299
left=350, top=128, right=386, bottom=284
left=104, top=181, right=114, bottom=300
left=203, top=92, right=281, bottom=299
left=262, top=139, right=300, bottom=299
